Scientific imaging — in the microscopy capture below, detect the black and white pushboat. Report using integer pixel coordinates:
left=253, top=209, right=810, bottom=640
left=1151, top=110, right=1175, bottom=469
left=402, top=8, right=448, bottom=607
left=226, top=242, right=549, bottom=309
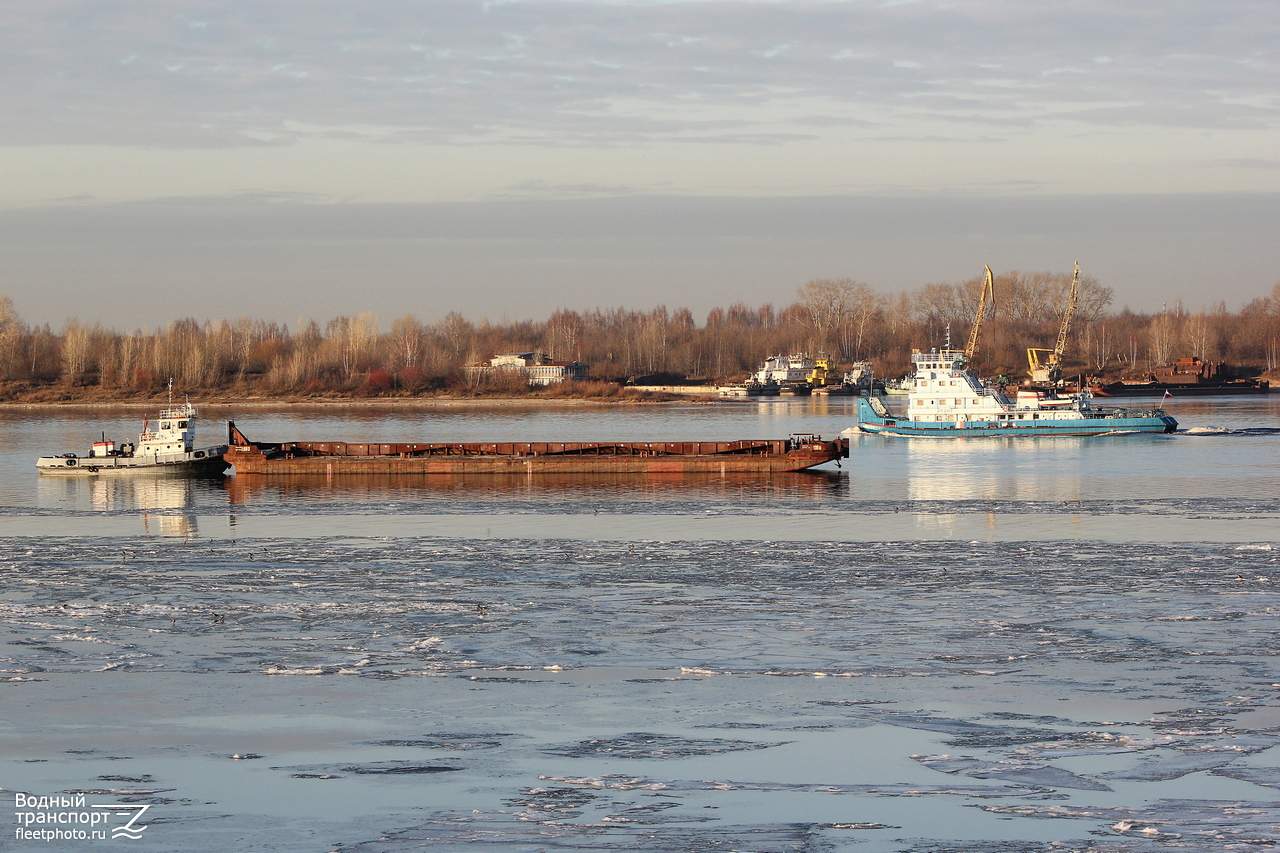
left=36, top=402, right=230, bottom=476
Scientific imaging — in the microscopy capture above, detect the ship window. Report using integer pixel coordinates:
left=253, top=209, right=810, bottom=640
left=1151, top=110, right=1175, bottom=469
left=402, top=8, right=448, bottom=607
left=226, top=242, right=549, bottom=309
left=178, top=421, right=188, bottom=428
left=161, top=422, right=170, bottom=430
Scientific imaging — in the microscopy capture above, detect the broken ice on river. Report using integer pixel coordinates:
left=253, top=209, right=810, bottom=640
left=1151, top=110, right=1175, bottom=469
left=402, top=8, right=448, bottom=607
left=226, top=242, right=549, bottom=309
left=2, top=400, right=1279, bottom=852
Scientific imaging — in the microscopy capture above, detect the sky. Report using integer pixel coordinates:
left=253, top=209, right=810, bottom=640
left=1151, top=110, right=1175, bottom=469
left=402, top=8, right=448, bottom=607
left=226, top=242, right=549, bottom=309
left=1, top=0, right=1277, bottom=330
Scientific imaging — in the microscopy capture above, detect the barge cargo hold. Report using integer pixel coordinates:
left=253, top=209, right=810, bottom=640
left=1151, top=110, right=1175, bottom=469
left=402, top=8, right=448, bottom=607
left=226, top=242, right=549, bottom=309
left=223, top=423, right=846, bottom=475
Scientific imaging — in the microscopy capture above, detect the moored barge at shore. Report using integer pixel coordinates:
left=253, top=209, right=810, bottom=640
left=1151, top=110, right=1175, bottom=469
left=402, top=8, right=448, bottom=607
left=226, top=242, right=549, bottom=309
left=1090, top=378, right=1269, bottom=397
left=223, top=423, right=846, bottom=475
left=1089, top=357, right=1269, bottom=397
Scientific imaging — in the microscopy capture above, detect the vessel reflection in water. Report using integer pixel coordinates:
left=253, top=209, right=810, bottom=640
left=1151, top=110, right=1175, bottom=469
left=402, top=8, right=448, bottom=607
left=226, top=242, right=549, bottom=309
left=901, top=437, right=1090, bottom=502
left=223, top=470, right=848, bottom=508
left=36, top=474, right=210, bottom=537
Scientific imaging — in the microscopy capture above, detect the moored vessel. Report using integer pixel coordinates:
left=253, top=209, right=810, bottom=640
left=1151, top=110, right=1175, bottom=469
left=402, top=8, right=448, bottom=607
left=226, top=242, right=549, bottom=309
left=224, top=423, right=846, bottom=475
left=881, top=376, right=913, bottom=396
left=716, top=380, right=778, bottom=397
left=721, top=354, right=868, bottom=397
left=36, top=402, right=231, bottom=476
left=1090, top=358, right=1269, bottom=396
left=853, top=348, right=1177, bottom=437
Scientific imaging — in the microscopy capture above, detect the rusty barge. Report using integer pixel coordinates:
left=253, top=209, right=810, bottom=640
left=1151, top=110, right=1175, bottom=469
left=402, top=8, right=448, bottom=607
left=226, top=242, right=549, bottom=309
left=223, top=423, right=846, bottom=476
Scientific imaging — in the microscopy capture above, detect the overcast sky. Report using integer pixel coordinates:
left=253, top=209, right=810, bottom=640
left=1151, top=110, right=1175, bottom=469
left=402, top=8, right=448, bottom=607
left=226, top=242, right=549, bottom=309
left=2, top=0, right=1277, bottom=329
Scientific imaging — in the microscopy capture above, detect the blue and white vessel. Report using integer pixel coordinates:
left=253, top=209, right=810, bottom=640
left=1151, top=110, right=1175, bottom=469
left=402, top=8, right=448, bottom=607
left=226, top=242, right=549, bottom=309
left=853, top=347, right=1177, bottom=437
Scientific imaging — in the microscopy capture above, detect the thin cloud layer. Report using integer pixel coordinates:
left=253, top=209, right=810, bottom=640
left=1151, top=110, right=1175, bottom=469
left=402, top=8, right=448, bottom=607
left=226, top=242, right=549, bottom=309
left=4, top=0, right=1277, bottom=148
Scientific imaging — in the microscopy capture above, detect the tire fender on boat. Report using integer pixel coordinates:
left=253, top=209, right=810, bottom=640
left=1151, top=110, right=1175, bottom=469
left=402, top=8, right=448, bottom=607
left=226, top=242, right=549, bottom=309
left=65, top=458, right=77, bottom=467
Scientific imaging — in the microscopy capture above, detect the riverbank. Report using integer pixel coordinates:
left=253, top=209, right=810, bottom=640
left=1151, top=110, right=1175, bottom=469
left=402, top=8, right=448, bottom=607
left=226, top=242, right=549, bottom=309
left=0, top=384, right=716, bottom=408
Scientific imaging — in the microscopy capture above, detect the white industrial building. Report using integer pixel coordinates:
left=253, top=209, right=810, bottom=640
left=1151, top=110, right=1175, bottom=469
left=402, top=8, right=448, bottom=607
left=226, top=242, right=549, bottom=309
left=468, top=352, right=590, bottom=386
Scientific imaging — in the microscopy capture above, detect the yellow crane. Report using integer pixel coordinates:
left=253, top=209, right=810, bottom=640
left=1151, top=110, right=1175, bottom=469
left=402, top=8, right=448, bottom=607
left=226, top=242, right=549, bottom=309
left=963, top=265, right=996, bottom=363
left=1027, top=262, right=1081, bottom=384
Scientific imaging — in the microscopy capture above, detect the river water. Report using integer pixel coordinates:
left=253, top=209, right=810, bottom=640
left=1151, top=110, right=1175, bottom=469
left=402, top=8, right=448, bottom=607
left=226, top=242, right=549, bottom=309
left=2, top=395, right=1278, bottom=852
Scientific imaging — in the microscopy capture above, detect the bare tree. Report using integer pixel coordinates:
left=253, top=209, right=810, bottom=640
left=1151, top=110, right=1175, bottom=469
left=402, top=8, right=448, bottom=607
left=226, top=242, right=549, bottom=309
left=0, top=295, right=19, bottom=381
left=60, top=321, right=93, bottom=386
left=840, top=287, right=882, bottom=360
left=798, top=278, right=862, bottom=354
left=638, top=306, right=669, bottom=374
left=1148, top=314, right=1179, bottom=367
left=389, top=315, right=425, bottom=370
left=547, top=309, right=584, bottom=361
left=1182, top=313, right=1214, bottom=361
left=437, top=312, right=474, bottom=365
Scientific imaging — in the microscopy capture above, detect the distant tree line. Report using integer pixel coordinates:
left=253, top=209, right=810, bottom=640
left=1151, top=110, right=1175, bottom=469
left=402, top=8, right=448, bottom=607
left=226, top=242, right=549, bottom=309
left=1, top=273, right=1278, bottom=399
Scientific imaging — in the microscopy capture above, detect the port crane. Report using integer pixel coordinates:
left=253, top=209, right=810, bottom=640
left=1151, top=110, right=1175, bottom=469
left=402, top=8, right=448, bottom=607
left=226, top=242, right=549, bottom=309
left=1027, top=262, right=1081, bottom=384
left=962, top=265, right=996, bottom=363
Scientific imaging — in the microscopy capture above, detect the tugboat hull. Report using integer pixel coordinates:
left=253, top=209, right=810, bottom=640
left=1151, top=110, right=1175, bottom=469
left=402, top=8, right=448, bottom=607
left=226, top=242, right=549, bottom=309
left=36, top=451, right=230, bottom=476
left=852, top=409, right=1176, bottom=437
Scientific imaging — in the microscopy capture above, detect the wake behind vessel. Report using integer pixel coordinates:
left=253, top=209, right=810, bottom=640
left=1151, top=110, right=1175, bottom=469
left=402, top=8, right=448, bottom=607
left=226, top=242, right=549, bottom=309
left=36, top=402, right=231, bottom=475
left=854, top=347, right=1177, bottom=437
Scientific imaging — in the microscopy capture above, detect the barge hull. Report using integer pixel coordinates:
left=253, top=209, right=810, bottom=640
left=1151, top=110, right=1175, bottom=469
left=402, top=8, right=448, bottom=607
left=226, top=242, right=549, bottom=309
left=1091, top=381, right=1270, bottom=397
left=224, top=423, right=845, bottom=475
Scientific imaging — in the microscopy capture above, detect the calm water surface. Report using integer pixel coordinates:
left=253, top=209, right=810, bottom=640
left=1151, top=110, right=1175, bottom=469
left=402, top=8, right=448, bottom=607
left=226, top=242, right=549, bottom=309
left=1, top=396, right=1278, bottom=852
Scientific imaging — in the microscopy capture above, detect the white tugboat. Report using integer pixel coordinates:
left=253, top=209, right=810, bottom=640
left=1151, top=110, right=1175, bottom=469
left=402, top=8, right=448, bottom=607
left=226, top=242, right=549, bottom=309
left=36, top=397, right=230, bottom=476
